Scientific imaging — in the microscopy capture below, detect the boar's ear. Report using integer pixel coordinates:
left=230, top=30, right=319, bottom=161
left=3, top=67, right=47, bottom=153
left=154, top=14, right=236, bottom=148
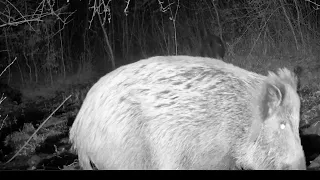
left=260, top=81, right=285, bottom=121
left=249, top=82, right=284, bottom=142
left=277, top=68, right=298, bottom=91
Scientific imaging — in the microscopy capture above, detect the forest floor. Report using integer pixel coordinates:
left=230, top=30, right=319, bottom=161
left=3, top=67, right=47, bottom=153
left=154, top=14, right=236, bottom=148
left=0, top=72, right=95, bottom=170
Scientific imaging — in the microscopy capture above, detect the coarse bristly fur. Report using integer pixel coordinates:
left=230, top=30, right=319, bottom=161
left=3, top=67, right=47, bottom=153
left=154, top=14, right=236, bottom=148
left=69, top=55, right=306, bottom=170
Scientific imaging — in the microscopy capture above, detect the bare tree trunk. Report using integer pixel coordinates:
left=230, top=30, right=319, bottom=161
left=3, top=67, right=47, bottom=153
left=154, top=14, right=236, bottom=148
left=211, top=0, right=223, bottom=40
left=23, top=52, right=32, bottom=83
left=98, top=13, right=115, bottom=70
left=4, top=28, right=11, bottom=84
left=16, top=58, right=24, bottom=85
left=293, top=0, right=305, bottom=50
left=58, top=2, right=66, bottom=79
left=280, top=0, right=298, bottom=50
left=31, top=52, right=38, bottom=83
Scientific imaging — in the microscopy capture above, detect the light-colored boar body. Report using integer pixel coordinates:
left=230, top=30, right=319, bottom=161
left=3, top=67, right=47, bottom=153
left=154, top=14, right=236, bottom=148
left=69, top=55, right=306, bottom=170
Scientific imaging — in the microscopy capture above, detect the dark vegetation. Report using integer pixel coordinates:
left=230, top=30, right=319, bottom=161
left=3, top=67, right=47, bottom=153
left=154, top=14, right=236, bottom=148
left=0, top=0, right=320, bottom=170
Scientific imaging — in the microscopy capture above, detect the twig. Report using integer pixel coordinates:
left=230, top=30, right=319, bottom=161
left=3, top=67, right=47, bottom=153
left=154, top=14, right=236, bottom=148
left=0, top=57, right=17, bottom=77
left=158, top=0, right=175, bottom=12
left=0, top=93, right=7, bottom=104
left=0, top=114, right=8, bottom=131
left=5, top=95, right=72, bottom=164
left=305, top=0, right=320, bottom=10
left=5, top=0, right=35, bottom=31
left=88, top=0, right=112, bottom=28
left=1, top=0, right=73, bottom=31
left=0, top=19, right=42, bottom=28
left=124, top=0, right=131, bottom=16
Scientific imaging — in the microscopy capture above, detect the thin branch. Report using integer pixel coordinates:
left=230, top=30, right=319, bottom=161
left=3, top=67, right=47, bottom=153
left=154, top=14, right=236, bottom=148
left=0, top=114, right=8, bottom=131
left=305, top=0, right=320, bottom=10
left=0, top=19, right=42, bottom=28
left=49, top=11, right=76, bottom=38
left=88, top=0, right=112, bottom=28
left=0, top=57, right=16, bottom=77
left=1, top=0, right=73, bottom=32
left=158, top=0, right=175, bottom=12
left=124, top=0, right=131, bottom=16
left=5, top=0, right=35, bottom=31
left=5, top=95, right=72, bottom=164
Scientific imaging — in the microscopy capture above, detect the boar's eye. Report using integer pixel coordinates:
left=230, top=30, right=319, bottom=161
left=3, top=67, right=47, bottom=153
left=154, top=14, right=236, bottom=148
left=280, top=122, right=286, bottom=130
